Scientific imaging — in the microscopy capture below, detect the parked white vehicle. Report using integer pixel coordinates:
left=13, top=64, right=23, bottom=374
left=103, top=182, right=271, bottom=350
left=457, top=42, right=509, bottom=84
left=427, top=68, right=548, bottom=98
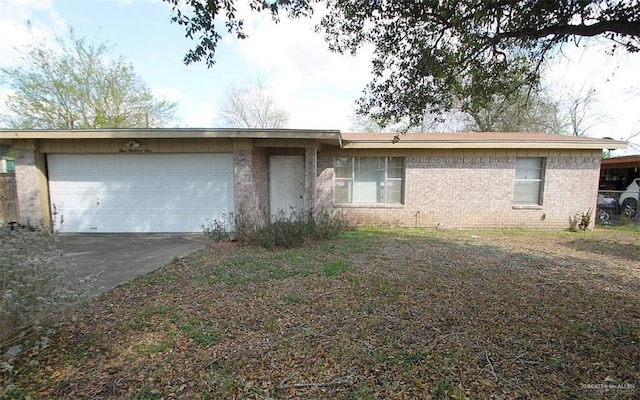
left=619, top=178, right=639, bottom=217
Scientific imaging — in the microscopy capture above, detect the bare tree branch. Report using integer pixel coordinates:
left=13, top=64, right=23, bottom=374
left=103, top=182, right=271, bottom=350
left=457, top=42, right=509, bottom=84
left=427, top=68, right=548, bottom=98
left=219, top=78, right=289, bottom=129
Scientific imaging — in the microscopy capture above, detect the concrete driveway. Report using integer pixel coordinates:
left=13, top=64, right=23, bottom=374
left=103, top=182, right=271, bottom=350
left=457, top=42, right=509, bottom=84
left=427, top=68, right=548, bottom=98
left=57, top=234, right=210, bottom=292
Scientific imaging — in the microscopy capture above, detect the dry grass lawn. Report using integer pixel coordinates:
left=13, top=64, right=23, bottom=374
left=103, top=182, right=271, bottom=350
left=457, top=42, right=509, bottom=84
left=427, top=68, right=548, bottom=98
left=2, top=227, right=639, bottom=399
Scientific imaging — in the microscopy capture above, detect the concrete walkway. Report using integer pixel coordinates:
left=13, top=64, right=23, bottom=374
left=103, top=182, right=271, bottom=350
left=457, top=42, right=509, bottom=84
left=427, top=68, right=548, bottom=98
left=56, top=234, right=210, bottom=292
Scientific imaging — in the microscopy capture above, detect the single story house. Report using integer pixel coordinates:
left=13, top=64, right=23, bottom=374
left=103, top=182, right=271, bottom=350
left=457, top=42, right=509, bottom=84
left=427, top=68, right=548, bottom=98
left=0, top=129, right=626, bottom=232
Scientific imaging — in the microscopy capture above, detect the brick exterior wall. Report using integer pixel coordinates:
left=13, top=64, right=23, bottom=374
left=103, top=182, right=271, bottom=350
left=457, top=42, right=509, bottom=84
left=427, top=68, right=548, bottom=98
left=253, top=147, right=270, bottom=219
left=0, top=173, right=18, bottom=224
left=316, top=150, right=602, bottom=229
left=233, top=141, right=269, bottom=226
left=304, top=146, right=317, bottom=217
left=4, top=136, right=603, bottom=232
left=13, top=149, right=46, bottom=229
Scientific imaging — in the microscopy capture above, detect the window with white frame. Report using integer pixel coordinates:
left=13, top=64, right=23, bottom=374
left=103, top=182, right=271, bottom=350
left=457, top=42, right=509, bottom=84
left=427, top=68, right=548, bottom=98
left=0, top=158, right=15, bottom=173
left=514, top=157, right=545, bottom=205
left=334, top=157, right=404, bottom=204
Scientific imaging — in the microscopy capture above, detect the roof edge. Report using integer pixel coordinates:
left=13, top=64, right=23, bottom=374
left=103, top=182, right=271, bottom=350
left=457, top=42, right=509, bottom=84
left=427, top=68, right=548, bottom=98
left=0, top=129, right=628, bottom=151
left=0, top=128, right=341, bottom=140
left=339, top=133, right=627, bottom=150
left=601, top=155, right=640, bottom=165
left=341, top=140, right=627, bottom=150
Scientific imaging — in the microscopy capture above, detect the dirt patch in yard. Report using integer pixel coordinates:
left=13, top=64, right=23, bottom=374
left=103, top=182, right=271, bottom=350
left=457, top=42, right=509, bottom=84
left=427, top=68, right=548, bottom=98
left=2, top=227, right=639, bottom=399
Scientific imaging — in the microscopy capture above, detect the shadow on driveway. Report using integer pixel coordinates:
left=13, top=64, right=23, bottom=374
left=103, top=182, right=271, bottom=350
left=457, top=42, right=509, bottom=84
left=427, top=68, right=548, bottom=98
left=56, top=234, right=210, bottom=292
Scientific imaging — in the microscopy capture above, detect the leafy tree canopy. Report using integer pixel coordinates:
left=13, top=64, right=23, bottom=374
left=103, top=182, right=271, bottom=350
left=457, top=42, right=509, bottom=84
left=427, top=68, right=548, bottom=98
left=165, top=0, right=639, bottom=128
left=0, top=28, right=177, bottom=129
left=351, top=85, right=565, bottom=134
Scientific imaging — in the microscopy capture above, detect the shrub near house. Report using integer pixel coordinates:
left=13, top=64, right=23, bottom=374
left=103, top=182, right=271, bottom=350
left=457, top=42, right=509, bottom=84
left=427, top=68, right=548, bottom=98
left=0, top=226, right=96, bottom=354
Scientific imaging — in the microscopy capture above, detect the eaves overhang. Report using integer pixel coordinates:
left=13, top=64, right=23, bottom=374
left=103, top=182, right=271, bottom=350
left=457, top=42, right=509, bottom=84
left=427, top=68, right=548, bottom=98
left=0, top=128, right=341, bottom=141
left=0, top=129, right=628, bottom=151
left=600, top=155, right=640, bottom=167
left=339, top=132, right=628, bottom=150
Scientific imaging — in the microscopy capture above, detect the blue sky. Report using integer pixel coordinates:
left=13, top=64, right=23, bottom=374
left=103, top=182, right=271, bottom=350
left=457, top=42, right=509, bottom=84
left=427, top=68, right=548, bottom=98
left=1, top=0, right=639, bottom=153
left=1, top=0, right=372, bottom=130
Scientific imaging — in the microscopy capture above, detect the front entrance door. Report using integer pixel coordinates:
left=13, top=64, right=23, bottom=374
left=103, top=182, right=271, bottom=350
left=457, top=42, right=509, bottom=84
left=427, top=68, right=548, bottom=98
left=270, top=156, right=304, bottom=219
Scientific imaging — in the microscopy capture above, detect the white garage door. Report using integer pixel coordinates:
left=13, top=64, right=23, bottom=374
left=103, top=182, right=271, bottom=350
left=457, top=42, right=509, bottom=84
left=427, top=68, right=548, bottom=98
left=48, top=153, right=234, bottom=233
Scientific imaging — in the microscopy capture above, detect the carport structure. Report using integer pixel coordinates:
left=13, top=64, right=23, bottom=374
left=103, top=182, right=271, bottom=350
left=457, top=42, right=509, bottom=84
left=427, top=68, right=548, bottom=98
left=599, top=154, right=640, bottom=191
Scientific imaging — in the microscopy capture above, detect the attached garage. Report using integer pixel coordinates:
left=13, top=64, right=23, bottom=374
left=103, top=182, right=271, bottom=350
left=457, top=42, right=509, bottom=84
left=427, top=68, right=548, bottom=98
left=47, top=153, right=234, bottom=233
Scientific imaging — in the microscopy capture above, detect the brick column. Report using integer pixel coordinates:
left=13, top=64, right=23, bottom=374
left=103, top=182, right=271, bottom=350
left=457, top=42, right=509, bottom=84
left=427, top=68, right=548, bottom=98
left=304, top=145, right=318, bottom=217
left=14, top=148, right=46, bottom=229
left=233, top=139, right=268, bottom=227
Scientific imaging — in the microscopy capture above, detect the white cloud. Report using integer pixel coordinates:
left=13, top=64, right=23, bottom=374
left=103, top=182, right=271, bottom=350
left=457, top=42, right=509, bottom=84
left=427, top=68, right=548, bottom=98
left=546, top=39, right=640, bottom=152
left=152, top=86, right=184, bottom=103
left=181, top=101, right=219, bottom=128
left=285, top=95, right=355, bottom=130
left=0, top=0, right=71, bottom=69
left=224, top=5, right=373, bottom=130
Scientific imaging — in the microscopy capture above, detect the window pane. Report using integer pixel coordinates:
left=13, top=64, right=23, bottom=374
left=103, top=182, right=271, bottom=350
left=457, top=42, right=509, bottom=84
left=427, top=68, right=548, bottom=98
left=354, top=158, right=380, bottom=203
left=386, top=157, right=404, bottom=179
left=385, top=179, right=403, bottom=204
left=334, top=157, right=352, bottom=179
left=334, top=157, right=349, bottom=168
left=387, top=157, right=403, bottom=169
left=515, top=158, right=542, bottom=179
left=515, top=168, right=542, bottom=180
left=334, top=157, right=405, bottom=205
left=514, top=181, right=541, bottom=204
left=515, top=158, right=542, bottom=169
left=335, top=180, right=352, bottom=203
left=514, top=158, right=544, bottom=205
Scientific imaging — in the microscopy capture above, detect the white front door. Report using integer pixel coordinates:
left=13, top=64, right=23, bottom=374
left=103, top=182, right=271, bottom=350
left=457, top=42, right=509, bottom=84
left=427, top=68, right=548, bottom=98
left=270, top=156, right=304, bottom=219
